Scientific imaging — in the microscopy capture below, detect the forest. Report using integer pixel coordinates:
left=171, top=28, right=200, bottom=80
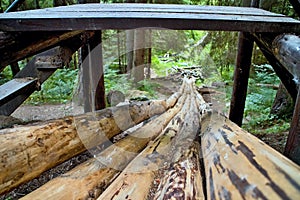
left=0, top=0, right=297, bottom=136
left=1, top=0, right=300, bottom=199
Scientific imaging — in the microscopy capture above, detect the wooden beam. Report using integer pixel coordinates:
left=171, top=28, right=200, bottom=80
left=0, top=31, right=83, bottom=71
left=0, top=4, right=299, bottom=33
left=252, top=33, right=298, bottom=101
left=80, top=31, right=105, bottom=112
left=0, top=31, right=94, bottom=116
left=202, top=112, right=300, bottom=199
left=229, top=32, right=253, bottom=126
left=0, top=78, right=37, bottom=105
left=0, top=95, right=178, bottom=195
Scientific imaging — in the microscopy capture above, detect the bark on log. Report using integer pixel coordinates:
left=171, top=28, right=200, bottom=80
left=0, top=96, right=179, bottom=195
left=252, top=33, right=298, bottom=101
left=201, top=112, right=300, bottom=200
left=98, top=79, right=209, bottom=200
left=272, top=34, right=300, bottom=82
left=21, top=89, right=187, bottom=200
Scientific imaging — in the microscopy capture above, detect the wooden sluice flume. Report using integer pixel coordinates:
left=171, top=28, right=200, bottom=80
left=0, top=78, right=300, bottom=199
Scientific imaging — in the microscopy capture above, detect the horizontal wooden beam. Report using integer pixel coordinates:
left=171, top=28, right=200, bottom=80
left=0, top=31, right=83, bottom=71
left=0, top=78, right=37, bottom=105
left=0, top=4, right=299, bottom=32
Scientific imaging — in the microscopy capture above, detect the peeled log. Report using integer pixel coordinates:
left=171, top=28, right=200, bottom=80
left=0, top=97, right=179, bottom=195
left=21, top=91, right=187, bottom=200
left=201, top=112, right=300, bottom=200
left=99, top=80, right=208, bottom=200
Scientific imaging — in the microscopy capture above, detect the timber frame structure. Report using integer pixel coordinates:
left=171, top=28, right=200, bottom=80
left=0, top=0, right=300, bottom=199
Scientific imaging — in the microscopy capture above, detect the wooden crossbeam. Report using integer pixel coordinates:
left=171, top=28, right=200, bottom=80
left=0, top=31, right=83, bottom=71
left=0, top=4, right=299, bottom=32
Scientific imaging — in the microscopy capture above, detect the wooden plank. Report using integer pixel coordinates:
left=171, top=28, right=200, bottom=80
left=0, top=96, right=177, bottom=195
left=0, top=4, right=299, bottom=32
left=201, top=112, right=300, bottom=200
left=31, top=4, right=284, bottom=17
left=0, top=78, right=37, bottom=105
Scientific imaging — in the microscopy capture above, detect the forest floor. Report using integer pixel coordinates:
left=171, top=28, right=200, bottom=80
left=1, top=74, right=288, bottom=199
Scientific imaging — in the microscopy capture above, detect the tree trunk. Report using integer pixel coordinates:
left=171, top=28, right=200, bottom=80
left=0, top=97, right=178, bottom=195
left=271, top=82, right=294, bottom=118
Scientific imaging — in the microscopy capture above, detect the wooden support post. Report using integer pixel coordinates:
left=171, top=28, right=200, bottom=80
left=81, top=31, right=105, bottom=112
left=229, top=32, right=253, bottom=126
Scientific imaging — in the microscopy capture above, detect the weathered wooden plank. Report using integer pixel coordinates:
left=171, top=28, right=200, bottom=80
left=201, top=112, right=300, bottom=200
left=0, top=78, right=37, bottom=105
left=0, top=4, right=299, bottom=32
left=0, top=96, right=177, bottom=195
left=20, top=89, right=187, bottom=200
left=26, top=3, right=284, bottom=17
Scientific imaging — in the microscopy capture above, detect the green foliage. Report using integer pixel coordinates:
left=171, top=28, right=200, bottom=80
left=136, top=79, right=159, bottom=98
left=0, top=66, right=13, bottom=85
left=242, top=64, right=289, bottom=134
left=26, top=68, right=78, bottom=104
left=104, top=67, right=133, bottom=94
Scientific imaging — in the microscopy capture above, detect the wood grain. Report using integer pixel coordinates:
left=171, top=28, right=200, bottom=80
left=0, top=97, right=177, bottom=195
left=0, top=4, right=299, bottom=32
left=202, top=112, right=300, bottom=200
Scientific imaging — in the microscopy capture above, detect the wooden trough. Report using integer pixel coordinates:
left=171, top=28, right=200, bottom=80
left=1, top=78, right=300, bottom=199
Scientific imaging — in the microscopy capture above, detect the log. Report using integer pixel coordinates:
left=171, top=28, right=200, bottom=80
left=21, top=88, right=188, bottom=200
left=201, top=112, right=300, bottom=200
left=252, top=33, right=298, bottom=101
left=98, top=79, right=208, bottom=200
left=0, top=96, right=179, bottom=195
left=272, top=34, right=300, bottom=82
